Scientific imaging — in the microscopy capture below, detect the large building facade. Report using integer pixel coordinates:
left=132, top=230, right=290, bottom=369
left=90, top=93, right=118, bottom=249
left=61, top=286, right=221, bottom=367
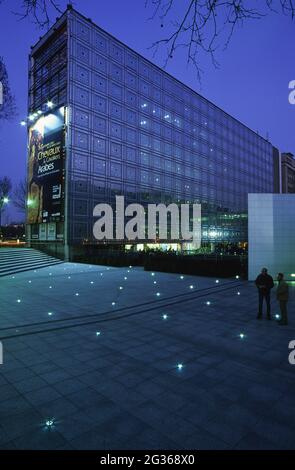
left=26, top=6, right=275, bottom=260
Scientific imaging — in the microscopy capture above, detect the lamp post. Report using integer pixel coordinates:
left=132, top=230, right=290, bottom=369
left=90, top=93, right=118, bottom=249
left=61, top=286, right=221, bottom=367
left=0, top=196, right=9, bottom=231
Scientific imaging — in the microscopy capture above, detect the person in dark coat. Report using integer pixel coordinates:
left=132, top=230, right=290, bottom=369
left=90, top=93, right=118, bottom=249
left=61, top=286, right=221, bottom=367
left=276, top=273, right=289, bottom=326
left=255, top=267, right=274, bottom=320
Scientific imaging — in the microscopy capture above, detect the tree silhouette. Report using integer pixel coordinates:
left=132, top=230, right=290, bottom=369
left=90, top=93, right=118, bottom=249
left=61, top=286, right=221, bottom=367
left=145, top=0, right=295, bottom=79
left=13, top=178, right=27, bottom=213
left=0, top=57, right=17, bottom=122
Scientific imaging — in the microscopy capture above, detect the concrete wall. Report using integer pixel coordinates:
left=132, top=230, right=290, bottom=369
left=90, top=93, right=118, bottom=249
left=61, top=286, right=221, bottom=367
left=248, top=194, right=295, bottom=280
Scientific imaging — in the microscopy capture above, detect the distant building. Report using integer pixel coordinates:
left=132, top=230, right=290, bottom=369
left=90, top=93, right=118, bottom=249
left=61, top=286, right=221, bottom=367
left=281, top=152, right=295, bottom=193
left=25, top=5, right=275, bottom=260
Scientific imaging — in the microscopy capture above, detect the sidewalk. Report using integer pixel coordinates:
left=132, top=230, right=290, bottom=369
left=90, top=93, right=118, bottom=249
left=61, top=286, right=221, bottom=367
left=0, top=263, right=294, bottom=449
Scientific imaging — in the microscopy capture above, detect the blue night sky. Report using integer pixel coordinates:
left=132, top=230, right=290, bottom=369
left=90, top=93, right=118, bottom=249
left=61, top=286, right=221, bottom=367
left=0, top=0, right=294, bottom=222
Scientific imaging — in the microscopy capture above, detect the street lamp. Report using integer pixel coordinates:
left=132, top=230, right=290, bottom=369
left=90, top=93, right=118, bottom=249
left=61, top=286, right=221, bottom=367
left=0, top=196, right=9, bottom=230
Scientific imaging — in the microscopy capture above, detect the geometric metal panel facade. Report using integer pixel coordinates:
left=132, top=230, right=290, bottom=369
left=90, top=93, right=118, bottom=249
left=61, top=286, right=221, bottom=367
left=28, top=7, right=275, bottom=247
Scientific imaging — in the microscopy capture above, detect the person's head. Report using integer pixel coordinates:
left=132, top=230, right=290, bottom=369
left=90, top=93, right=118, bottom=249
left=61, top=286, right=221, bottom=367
left=261, top=268, right=268, bottom=275
left=277, top=273, right=284, bottom=281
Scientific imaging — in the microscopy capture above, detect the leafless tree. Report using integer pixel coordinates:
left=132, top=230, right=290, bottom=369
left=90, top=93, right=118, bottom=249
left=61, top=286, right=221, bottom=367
left=0, top=57, right=17, bottom=122
left=0, top=0, right=65, bottom=121
left=11, top=0, right=64, bottom=29
left=145, top=0, right=295, bottom=79
left=13, top=178, right=27, bottom=213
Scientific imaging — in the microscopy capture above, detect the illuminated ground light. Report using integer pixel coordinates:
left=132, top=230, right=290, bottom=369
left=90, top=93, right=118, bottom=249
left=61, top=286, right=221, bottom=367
left=162, top=314, right=168, bottom=320
left=153, top=281, right=157, bottom=284
left=236, top=275, right=240, bottom=279
left=119, top=286, right=123, bottom=290
left=129, top=266, right=132, bottom=269
left=237, top=291, right=241, bottom=295
left=177, top=363, right=184, bottom=371
left=75, top=293, right=79, bottom=296
left=124, top=277, right=127, bottom=280
left=189, top=285, right=194, bottom=289
left=100, top=273, right=103, bottom=276
left=90, top=281, right=94, bottom=284
left=68, top=276, right=71, bottom=279
left=49, top=286, right=52, bottom=289
left=156, top=292, right=161, bottom=297
left=206, top=301, right=211, bottom=306
left=180, top=276, right=184, bottom=280
left=48, top=312, right=53, bottom=316
left=49, top=273, right=52, bottom=276
left=215, top=280, right=219, bottom=284
left=17, top=299, right=21, bottom=303
left=112, top=302, right=116, bottom=306
left=151, top=273, right=155, bottom=276
left=28, top=280, right=32, bottom=284
left=275, top=314, right=281, bottom=320
left=96, top=331, right=101, bottom=336
left=44, top=419, right=55, bottom=430
left=239, top=333, right=246, bottom=339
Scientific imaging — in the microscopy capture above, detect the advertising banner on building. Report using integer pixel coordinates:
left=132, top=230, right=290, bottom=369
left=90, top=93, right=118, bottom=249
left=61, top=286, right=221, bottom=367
left=27, top=106, right=65, bottom=226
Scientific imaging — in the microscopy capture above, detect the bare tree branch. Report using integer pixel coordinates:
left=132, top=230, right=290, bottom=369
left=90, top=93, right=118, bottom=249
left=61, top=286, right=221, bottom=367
left=13, top=178, right=27, bottom=213
left=12, top=0, right=64, bottom=29
left=0, top=57, right=17, bottom=122
left=146, top=0, right=295, bottom=78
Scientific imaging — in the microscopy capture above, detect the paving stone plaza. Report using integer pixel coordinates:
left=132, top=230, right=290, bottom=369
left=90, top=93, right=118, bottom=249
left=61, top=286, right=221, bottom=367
left=0, top=263, right=294, bottom=450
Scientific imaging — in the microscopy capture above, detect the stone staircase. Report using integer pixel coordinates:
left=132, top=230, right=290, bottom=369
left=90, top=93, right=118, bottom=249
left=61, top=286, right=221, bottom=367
left=0, top=247, right=63, bottom=277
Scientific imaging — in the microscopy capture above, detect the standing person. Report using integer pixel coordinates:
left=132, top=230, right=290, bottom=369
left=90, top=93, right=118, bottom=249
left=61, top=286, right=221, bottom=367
left=255, top=268, right=274, bottom=320
left=276, top=273, right=289, bottom=326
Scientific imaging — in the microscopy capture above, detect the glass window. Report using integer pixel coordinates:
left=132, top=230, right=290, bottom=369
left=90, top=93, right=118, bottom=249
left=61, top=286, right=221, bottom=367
left=125, top=147, right=136, bottom=162
left=110, top=142, right=122, bottom=158
left=110, top=83, right=122, bottom=100
left=111, top=162, right=122, bottom=178
left=111, top=63, right=123, bottom=82
left=126, top=91, right=137, bottom=107
left=93, top=116, right=106, bottom=134
left=93, top=158, right=106, bottom=175
left=93, top=95, right=107, bottom=114
left=110, top=43, right=123, bottom=63
left=93, top=54, right=107, bottom=74
left=126, top=72, right=137, bottom=89
left=125, top=166, right=136, bottom=180
left=140, top=151, right=150, bottom=166
left=110, top=102, right=122, bottom=119
left=126, top=128, right=137, bottom=144
left=140, top=133, right=151, bottom=148
left=126, top=109, right=137, bottom=125
left=93, top=137, right=106, bottom=154
left=110, top=122, right=122, bottom=139
left=94, top=32, right=108, bottom=53
left=93, top=74, right=107, bottom=94
left=139, top=117, right=150, bottom=129
left=140, top=170, right=149, bottom=184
